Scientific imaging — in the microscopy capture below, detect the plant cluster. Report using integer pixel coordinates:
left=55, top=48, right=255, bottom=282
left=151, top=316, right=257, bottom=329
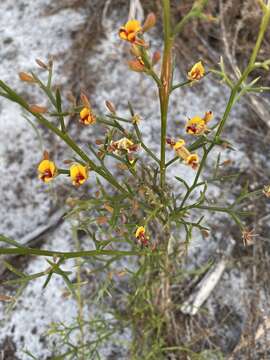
left=1, top=0, right=270, bottom=358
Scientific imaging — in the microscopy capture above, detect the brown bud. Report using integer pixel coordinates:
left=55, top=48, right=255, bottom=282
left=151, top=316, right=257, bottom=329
left=66, top=92, right=76, bottom=105
left=142, top=13, right=157, bottom=32
left=43, top=150, right=49, bottom=160
left=29, top=104, right=48, bottom=113
left=66, top=197, right=78, bottom=207
left=116, top=271, right=127, bottom=277
left=104, top=203, right=114, bottom=213
left=63, top=159, right=73, bottom=164
left=35, top=58, right=48, bottom=70
left=80, top=92, right=90, bottom=108
left=201, top=229, right=210, bottom=238
left=127, top=59, right=145, bottom=72
left=117, top=163, right=129, bottom=170
left=19, top=72, right=35, bottom=83
left=132, top=200, right=139, bottom=212
left=95, top=139, right=103, bottom=145
left=221, top=159, right=232, bottom=166
left=62, top=291, right=71, bottom=299
left=105, top=100, right=116, bottom=114
left=97, top=151, right=105, bottom=159
left=0, top=295, right=14, bottom=302
left=152, top=51, right=161, bottom=65
left=97, top=216, right=108, bottom=225
left=166, top=137, right=175, bottom=146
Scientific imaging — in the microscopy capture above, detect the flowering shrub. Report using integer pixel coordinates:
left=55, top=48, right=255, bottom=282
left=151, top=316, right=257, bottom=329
left=1, top=0, right=270, bottom=358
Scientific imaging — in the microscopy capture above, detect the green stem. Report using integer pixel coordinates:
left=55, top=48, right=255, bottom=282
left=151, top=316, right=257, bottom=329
left=0, top=247, right=140, bottom=259
left=173, top=0, right=209, bottom=37
left=134, top=123, right=160, bottom=164
left=170, top=79, right=192, bottom=92
left=160, top=0, right=173, bottom=188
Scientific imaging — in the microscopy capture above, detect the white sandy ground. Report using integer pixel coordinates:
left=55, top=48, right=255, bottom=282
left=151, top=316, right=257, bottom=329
left=0, top=1, right=265, bottom=358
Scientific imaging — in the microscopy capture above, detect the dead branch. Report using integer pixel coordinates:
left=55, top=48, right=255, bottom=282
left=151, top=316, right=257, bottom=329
left=181, top=239, right=235, bottom=316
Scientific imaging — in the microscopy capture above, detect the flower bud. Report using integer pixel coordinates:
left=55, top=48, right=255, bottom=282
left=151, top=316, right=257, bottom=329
left=35, top=58, right=48, bottom=70
left=95, top=139, right=103, bottom=145
left=263, top=185, right=270, bottom=198
left=19, top=72, right=36, bottom=83
left=105, top=100, right=116, bottom=114
left=30, top=104, right=48, bottom=113
left=142, top=13, right=157, bottom=32
left=152, top=51, right=161, bottom=65
left=43, top=150, right=49, bottom=160
left=128, top=59, right=145, bottom=72
left=80, top=92, right=90, bottom=108
left=97, top=216, right=108, bottom=225
left=130, top=45, right=142, bottom=58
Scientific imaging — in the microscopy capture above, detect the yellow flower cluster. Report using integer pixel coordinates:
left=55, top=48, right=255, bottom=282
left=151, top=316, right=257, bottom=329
left=38, top=153, right=88, bottom=187
left=118, top=15, right=157, bottom=73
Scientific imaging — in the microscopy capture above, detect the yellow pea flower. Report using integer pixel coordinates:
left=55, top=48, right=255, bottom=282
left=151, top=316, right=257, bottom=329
left=185, top=116, right=207, bottom=135
left=70, top=163, right=88, bottom=186
left=187, top=61, right=205, bottom=81
left=38, top=159, right=57, bottom=183
left=173, top=139, right=186, bottom=150
left=185, top=112, right=213, bottom=135
left=119, top=19, right=142, bottom=43
left=186, top=154, right=199, bottom=170
left=80, top=107, right=96, bottom=125
left=135, top=226, right=145, bottom=238
left=172, top=139, right=199, bottom=169
left=173, top=139, right=190, bottom=159
left=135, top=226, right=148, bottom=246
